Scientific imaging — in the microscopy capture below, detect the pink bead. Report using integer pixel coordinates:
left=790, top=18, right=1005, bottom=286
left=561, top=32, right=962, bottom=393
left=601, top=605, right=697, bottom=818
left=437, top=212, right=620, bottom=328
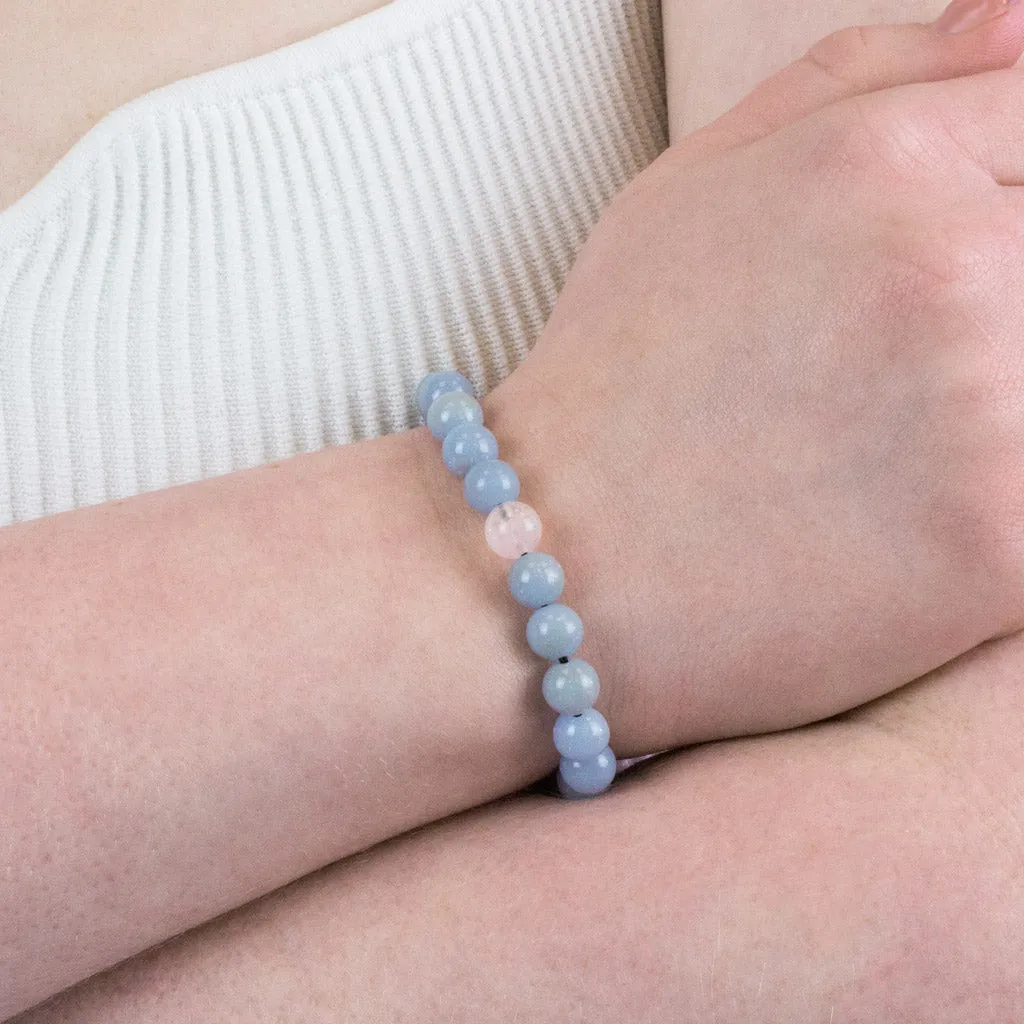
left=484, top=502, right=542, bottom=559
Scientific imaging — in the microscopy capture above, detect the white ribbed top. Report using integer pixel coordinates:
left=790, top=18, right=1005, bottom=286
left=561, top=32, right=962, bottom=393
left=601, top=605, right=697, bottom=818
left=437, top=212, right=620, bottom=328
left=0, top=0, right=665, bottom=526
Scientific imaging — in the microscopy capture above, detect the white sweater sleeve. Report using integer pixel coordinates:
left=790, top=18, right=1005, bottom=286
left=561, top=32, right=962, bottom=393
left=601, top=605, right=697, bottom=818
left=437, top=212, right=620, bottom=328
left=0, top=0, right=666, bottom=525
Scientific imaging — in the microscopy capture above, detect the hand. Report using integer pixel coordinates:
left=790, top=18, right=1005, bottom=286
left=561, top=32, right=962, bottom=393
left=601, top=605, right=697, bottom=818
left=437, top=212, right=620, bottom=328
left=486, top=9, right=1024, bottom=754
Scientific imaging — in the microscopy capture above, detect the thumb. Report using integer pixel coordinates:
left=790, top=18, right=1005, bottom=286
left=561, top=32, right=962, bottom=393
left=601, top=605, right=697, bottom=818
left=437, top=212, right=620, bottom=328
left=672, top=2, right=1024, bottom=164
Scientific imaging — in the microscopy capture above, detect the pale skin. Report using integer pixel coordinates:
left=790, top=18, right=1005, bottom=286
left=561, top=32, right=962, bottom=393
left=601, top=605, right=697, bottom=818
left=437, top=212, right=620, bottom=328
left=13, top=635, right=1024, bottom=1022
left=0, top=0, right=928, bottom=209
left=0, top=0, right=390, bottom=211
left=664, top=0, right=948, bottom=138
left=4, top=0, right=1024, bottom=1020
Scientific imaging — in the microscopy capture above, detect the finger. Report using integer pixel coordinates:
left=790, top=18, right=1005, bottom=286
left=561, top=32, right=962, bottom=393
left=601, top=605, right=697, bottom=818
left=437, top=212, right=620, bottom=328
left=672, top=4, right=1024, bottom=165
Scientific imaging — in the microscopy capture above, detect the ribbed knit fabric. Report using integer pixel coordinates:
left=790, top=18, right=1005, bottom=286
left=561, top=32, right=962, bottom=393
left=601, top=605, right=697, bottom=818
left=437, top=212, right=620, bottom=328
left=0, top=0, right=666, bottom=526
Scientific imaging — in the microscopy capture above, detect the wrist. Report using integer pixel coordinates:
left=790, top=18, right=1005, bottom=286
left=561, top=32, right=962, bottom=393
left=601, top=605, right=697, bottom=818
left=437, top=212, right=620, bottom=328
left=398, top=424, right=560, bottom=788
left=481, top=369, right=634, bottom=754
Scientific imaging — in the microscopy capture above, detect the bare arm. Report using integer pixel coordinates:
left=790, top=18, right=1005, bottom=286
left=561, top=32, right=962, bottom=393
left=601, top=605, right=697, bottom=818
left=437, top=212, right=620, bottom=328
left=0, top=427, right=560, bottom=1018
left=13, top=631, right=1024, bottom=1023
left=7, top=2, right=1024, bottom=1015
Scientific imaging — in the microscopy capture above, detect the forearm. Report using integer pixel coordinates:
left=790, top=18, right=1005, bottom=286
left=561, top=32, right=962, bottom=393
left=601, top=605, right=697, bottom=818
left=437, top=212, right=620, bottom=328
left=0, top=426, right=557, bottom=1018
left=16, top=636, right=1024, bottom=1023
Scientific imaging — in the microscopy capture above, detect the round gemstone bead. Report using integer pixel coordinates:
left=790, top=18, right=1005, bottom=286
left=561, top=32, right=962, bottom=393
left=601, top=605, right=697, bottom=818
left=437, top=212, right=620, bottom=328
left=542, top=658, right=599, bottom=714
left=427, top=391, right=483, bottom=440
left=556, top=772, right=595, bottom=800
left=553, top=708, right=610, bottom=760
left=416, top=371, right=473, bottom=420
left=526, top=603, right=583, bottom=660
left=484, top=502, right=542, bottom=559
left=508, top=552, right=565, bottom=609
left=559, top=746, right=617, bottom=796
left=463, top=460, right=520, bottom=514
left=442, top=423, right=498, bottom=478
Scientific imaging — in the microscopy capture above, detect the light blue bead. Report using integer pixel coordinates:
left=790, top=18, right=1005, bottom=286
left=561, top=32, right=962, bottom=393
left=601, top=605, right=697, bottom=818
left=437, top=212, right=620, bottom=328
left=417, top=371, right=473, bottom=420
left=542, top=658, right=599, bottom=714
left=508, top=552, right=564, bottom=610
left=463, top=459, right=520, bottom=514
left=526, top=603, right=583, bottom=660
left=559, top=746, right=617, bottom=796
left=556, top=772, right=596, bottom=800
left=553, top=709, right=610, bottom=760
left=442, top=424, right=499, bottom=478
left=427, top=391, right=483, bottom=440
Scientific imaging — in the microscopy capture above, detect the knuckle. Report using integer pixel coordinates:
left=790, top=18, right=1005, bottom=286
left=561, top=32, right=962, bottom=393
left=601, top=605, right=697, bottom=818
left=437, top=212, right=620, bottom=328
left=801, top=96, right=918, bottom=182
left=893, top=230, right=984, bottom=299
left=880, top=206, right=1024, bottom=314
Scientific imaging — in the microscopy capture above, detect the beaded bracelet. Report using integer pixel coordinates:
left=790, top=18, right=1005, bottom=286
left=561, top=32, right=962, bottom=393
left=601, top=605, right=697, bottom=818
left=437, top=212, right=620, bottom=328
left=417, top=370, right=616, bottom=798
